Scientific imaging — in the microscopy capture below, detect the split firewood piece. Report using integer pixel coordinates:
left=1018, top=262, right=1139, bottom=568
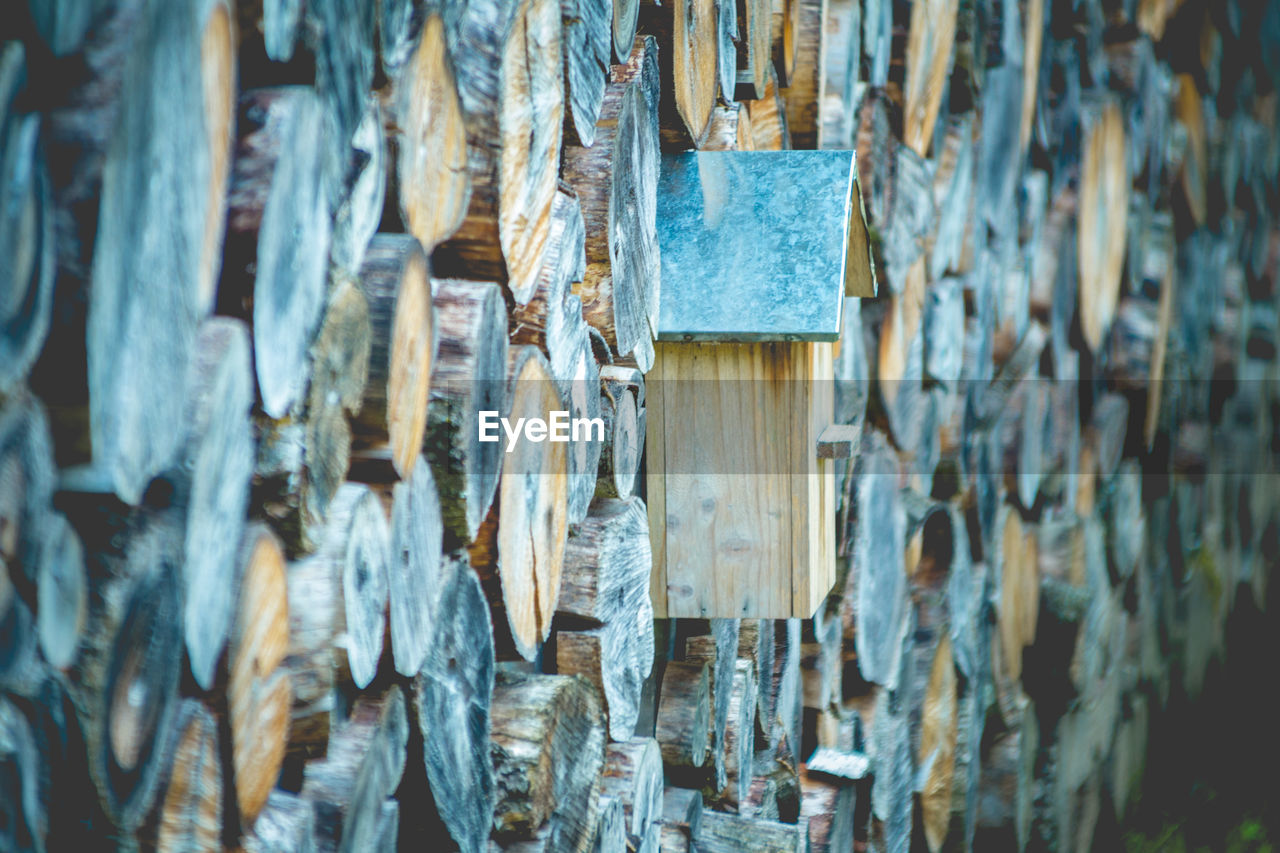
left=702, top=103, right=755, bottom=150
left=738, top=620, right=776, bottom=749
left=974, top=711, right=1038, bottom=852
left=328, top=95, right=385, bottom=278
left=656, top=661, right=712, bottom=769
left=435, top=0, right=565, bottom=303
left=424, top=279, right=509, bottom=546
left=0, top=393, right=54, bottom=599
left=136, top=699, right=223, bottom=853
left=176, top=317, right=254, bottom=690
left=780, top=0, right=823, bottom=148
left=564, top=35, right=660, bottom=370
left=682, top=619, right=740, bottom=792
left=594, top=796, right=627, bottom=853
left=226, top=524, right=292, bottom=833
left=382, top=11, right=471, bottom=252
left=902, top=0, right=958, bottom=157
left=0, top=47, right=54, bottom=396
left=221, top=86, right=331, bottom=420
left=410, top=554, right=496, bottom=853
left=300, top=686, right=409, bottom=853
left=35, top=512, right=88, bottom=671
left=612, top=0, right=640, bottom=61
left=281, top=554, right=338, bottom=761
left=469, top=346, right=568, bottom=660
left=511, top=190, right=588, bottom=351
left=0, top=697, right=46, bottom=851
left=800, top=771, right=857, bottom=853
left=555, top=497, right=654, bottom=738
left=916, top=635, right=959, bottom=853
left=850, top=432, right=909, bottom=691
left=600, top=738, right=664, bottom=839
left=746, top=64, right=790, bottom=150
left=490, top=671, right=607, bottom=851
left=695, top=810, right=805, bottom=853
left=352, top=235, right=436, bottom=481
left=563, top=0, right=612, bottom=146
left=318, top=484, right=390, bottom=689
left=716, top=659, right=760, bottom=810
left=639, top=0, right=718, bottom=148
left=662, top=787, right=704, bottom=838
left=70, top=511, right=185, bottom=832
left=734, top=0, right=772, bottom=100
left=387, top=456, right=444, bottom=676
left=994, top=504, right=1039, bottom=686
left=237, top=791, right=317, bottom=852
left=1077, top=100, right=1130, bottom=352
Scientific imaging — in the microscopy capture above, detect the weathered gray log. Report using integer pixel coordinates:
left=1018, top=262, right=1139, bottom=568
left=221, top=86, right=331, bottom=420
left=350, top=234, right=436, bottom=481
left=0, top=50, right=54, bottom=396
left=599, top=737, right=663, bottom=839
left=0, top=393, right=54, bottom=622
left=411, top=554, right=496, bottom=853
left=0, top=697, right=44, bottom=852
left=281, top=554, right=338, bottom=761
left=387, top=455, right=445, bottom=676
left=382, top=10, right=472, bottom=252
left=612, top=0, right=640, bottom=61
left=681, top=619, right=740, bottom=793
left=695, top=810, right=805, bottom=853
left=562, top=0, right=611, bottom=147
left=656, top=660, right=711, bottom=769
left=511, top=190, right=588, bottom=349
left=555, top=497, right=654, bottom=738
left=800, top=772, right=856, bottom=853
left=34, top=512, right=87, bottom=672
left=328, top=96, right=385, bottom=278
left=305, top=0, right=375, bottom=187
left=595, top=368, right=641, bottom=500
left=435, top=0, right=565, bottom=303
left=301, top=686, right=409, bottom=853
left=424, top=279, right=509, bottom=546
left=662, top=786, right=703, bottom=837
left=490, top=671, right=606, bottom=851
left=70, top=511, right=185, bottom=832
left=851, top=431, right=909, bottom=691
left=716, top=0, right=737, bottom=101
left=175, top=317, right=254, bottom=690
left=594, top=796, right=627, bottom=853
left=239, top=791, right=317, bottom=853
left=226, top=523, right=292, bottom=835
left=563, top=35, right=660, bottom=370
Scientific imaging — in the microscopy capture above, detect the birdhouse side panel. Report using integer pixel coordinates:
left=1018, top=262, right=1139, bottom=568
left=791, top=341, right=837, bottom=618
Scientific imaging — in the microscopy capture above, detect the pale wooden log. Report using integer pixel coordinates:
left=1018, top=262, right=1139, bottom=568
left=1078, top=101, right=1130, bottom=352
left=902, top=0, right=957, bottom=157
left=511, top=190, right=588, bottom=350
left=600, top=738, right=663, bottom=838
left=238, top=791, right=317, bottom=853
left=563, top=0, right=612, bottom=147
left=281, top=555, right=338, bottom=761
left=695, top=810, right=805, bottom=853
left=780, top=0, right=823, bottom=148
left=351, top=235, right=436, bottom=481
left=746, top=64, right=790, bottom=150
left=411, top=555, right=496, bottom=853
left=490, top=671, right=606, bottom=851
left=387, top=455, right=445, bottom=676
left=383, top=11, right=471, bottom=252
left=137, top=699, right=223, bottom=853
left=301, top=687, right=409, bottom=853
left=221, top=86, right=331, bottom=420
left=226, top=524, right=292, bottom=834
left=702, top=103, right=755, bottom=150
left=716, top=0, right=737, bottom=100
left=424, top=278, right=509, bottom=545
left=639, top=0, right=718, bottom=148
left=993, top=504, right=1039, bottom=688
left=35, top=512, right=87, bottom=672
left=70, top=511, right=185, bottom=832
left=595, top=377, right=641, bottom=500
left=0, top=49, right=54, bottom=396
left=175, top=317, right=254, bottom=690
left=563, top=35, right=660, bottom=370
left=656, top=660, right=711, bottom=769
left=435, top=0, right=565, bottom=303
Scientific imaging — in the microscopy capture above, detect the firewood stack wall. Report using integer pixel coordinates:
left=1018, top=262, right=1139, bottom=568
left=2, top=0, right=1279, bottom=850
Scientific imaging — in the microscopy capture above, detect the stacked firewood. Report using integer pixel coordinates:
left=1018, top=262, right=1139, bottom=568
left=1, top=0, right=1278, bottom=851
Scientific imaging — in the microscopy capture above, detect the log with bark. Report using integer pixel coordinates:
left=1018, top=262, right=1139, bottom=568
left=490, top=670, right=607, bottom=851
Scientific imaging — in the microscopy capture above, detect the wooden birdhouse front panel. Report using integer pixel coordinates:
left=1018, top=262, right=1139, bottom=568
left=647, top=340, right=836, bottom=619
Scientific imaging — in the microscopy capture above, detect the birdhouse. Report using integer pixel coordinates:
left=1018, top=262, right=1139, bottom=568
left=647, top=150, right=876, bottom=619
